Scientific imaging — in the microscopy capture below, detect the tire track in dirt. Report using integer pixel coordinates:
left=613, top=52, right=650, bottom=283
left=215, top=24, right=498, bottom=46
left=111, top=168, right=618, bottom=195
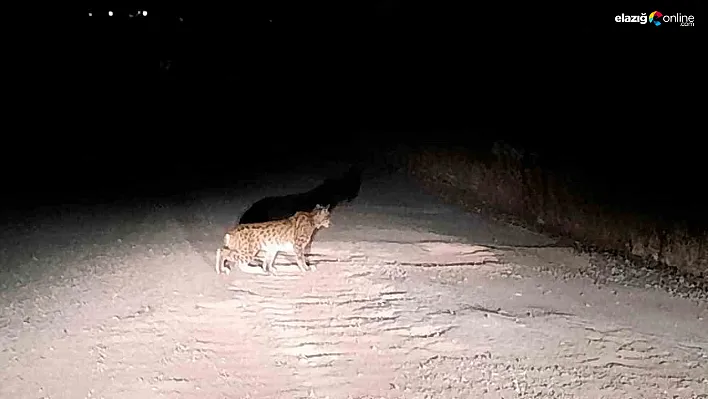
left=199, top=250, right=469, bottom=399
left=174, top=187, right=708, bottom=398
left=380, top=264, right=708, bottom=398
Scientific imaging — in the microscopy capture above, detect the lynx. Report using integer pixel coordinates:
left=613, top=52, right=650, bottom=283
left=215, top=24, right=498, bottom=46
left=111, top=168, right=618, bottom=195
left=215, top=204, right=331, bottom=276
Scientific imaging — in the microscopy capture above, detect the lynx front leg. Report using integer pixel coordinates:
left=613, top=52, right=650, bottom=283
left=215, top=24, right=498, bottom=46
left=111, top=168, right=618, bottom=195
left=215, top=248, right=230, bottom=275
left=305, top=241, right=312, bottom=255
left=215, top=248, right=222, bottom=274
left=303, top=240, right=317, bottom=271
left=293, top=244, right=313, bottom=272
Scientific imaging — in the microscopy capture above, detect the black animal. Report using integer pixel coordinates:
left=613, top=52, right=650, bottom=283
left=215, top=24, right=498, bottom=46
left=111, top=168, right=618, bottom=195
left=239, top=165, right=363, bottom=225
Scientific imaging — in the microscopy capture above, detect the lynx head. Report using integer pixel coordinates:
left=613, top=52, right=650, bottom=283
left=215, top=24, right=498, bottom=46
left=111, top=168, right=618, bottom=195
left=312, top=204, right=331, bottom=228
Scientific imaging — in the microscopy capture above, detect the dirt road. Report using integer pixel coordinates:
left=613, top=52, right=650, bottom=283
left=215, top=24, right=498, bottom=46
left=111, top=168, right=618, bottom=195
left=1, top=169, right=706, bottom=398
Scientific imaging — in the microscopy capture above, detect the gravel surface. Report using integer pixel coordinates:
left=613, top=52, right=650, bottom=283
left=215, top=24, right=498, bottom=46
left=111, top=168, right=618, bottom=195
left=1, top=171, right=706, bottom=398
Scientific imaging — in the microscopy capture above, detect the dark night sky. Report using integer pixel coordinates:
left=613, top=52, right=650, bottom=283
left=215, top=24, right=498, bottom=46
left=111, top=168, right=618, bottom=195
left=6, top=1, right=702, bottom=211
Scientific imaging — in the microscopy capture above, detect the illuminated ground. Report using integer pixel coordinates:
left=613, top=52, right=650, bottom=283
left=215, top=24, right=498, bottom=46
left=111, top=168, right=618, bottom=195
left=1, top=164, right=706, bottom=398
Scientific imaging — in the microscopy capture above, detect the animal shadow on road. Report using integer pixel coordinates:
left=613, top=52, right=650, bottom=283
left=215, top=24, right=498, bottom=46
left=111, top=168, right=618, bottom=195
left=238, top=164, right=363, bottom=225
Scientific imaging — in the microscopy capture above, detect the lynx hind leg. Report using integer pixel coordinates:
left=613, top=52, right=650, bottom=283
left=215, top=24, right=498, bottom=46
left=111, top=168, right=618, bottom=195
left=293, top=243, right=313, bottom=272
left=262, top=250, right=279, bottom=276
left=235, top=251, right=269, bottom=275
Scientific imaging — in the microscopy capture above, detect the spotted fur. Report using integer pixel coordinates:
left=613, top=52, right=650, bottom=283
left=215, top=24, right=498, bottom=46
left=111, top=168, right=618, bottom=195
left=215, top=204, right=331, bottom=275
